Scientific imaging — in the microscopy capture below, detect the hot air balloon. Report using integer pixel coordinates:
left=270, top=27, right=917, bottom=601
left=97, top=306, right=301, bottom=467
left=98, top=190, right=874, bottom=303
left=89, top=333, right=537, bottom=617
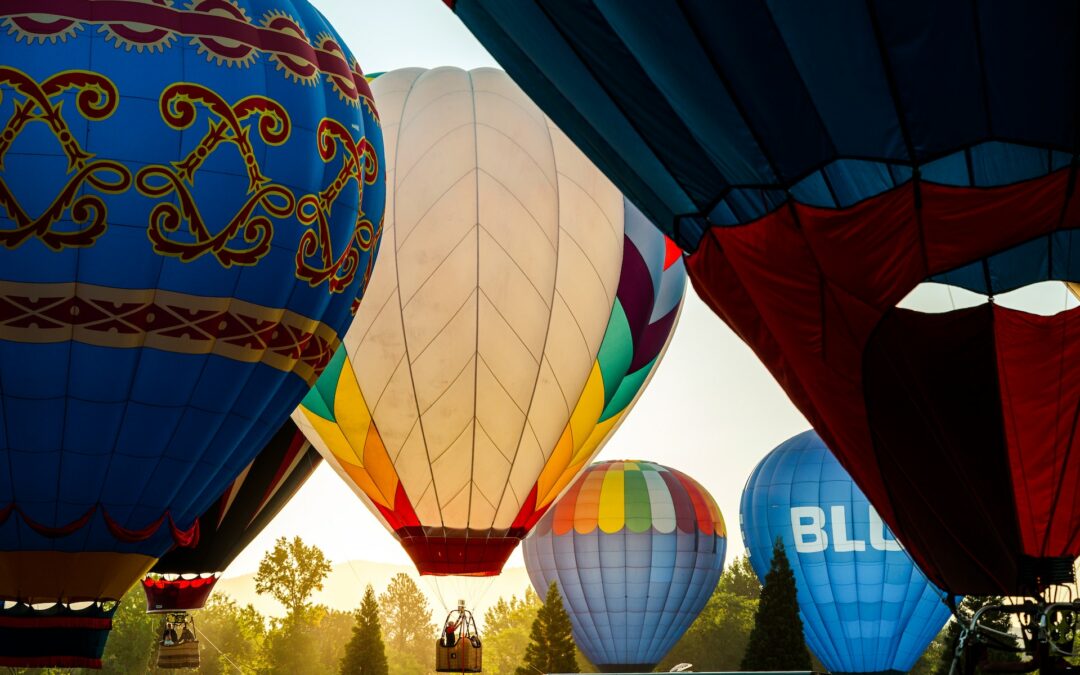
left=0, top=1, right=383, bottom=667
left=142, top=421, right=319, bottom=612
left=742, top=430, right=952, bottom=674
left=447, top=1, right=1080, bottom=600
left=522, top=460, right=726, bottom=673
left=292, top=67, right=686, bottom=578
left=141, top=420, right=319, bottom=669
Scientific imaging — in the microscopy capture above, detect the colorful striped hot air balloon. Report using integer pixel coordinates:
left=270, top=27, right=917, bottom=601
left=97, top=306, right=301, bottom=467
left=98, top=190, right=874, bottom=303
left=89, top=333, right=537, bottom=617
left=523, top=460, right=726, bottom=673
left=293, top=67, right=686, bottom=577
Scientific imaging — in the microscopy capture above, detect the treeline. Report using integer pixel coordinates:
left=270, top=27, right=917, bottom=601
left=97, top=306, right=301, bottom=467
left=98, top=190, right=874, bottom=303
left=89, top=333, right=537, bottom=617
left=17, top=537, right=1030, bottom=674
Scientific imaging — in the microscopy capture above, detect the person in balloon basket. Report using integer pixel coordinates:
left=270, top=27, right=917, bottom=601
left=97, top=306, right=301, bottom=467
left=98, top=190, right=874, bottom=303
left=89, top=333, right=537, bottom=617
left=443, top=614, right=462, bottom=648
left=162, top=622, right=178, bottom=646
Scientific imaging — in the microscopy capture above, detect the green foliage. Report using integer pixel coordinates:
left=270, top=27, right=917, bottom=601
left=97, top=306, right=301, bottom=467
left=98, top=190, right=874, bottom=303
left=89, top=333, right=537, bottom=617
left=718, top=554, right=761, bottom=600
left=196, top=593, right=267, bottom=674
left=263, top=612, right=319, bottom=675
left=312, top=605, right=354, bottom=672
left=482, top=588, right=541, bottom=675
left=99, top=584, right=158, bottom=674
left=516, top=582, right=578, bottom=675
left=254, top=536, right=332, bottom=620
left=378, top=572, right=435, bottom=668
left=741, top=538, right=812, bottom=670
left=340, top=585, right=389, bottom=675
left=385, top=646, right=427, bottom=675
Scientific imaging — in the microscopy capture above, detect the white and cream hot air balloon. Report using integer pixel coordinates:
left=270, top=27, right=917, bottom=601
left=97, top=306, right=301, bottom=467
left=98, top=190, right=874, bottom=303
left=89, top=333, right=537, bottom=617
left=293, top=67, right=686, bottom=576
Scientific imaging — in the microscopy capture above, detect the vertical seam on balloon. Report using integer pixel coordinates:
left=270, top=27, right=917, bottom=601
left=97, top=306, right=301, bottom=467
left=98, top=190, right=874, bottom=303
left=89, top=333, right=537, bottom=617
left=993, top=315, right=1038, bottom=558
left=673, top=0, right=833, bottom=185
left=385, top=70, right=445, bottom=541
left=134, top=1, right=348, bottom=540
left=486, top=110, right=563, bottom=534
left=467, top=67, right=479, bottom=543
left=84, top=36, right=192, bottom=561
left=967, top=0, right=995, bottom=137
left=1040, top=367, right=1080, bottom=556
left=862, top=0, right=916, bottom=164
left=529, top=2, right=702, bottom=216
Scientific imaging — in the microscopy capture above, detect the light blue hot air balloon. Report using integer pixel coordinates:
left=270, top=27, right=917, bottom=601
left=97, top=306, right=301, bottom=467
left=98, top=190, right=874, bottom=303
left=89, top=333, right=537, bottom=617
left=741, top=430, right=953, bottom=673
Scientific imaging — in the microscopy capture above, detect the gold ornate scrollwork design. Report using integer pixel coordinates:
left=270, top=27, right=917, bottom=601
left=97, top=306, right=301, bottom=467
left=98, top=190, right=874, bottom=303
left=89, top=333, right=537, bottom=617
left=135, top=83, right=295, bottom=267
left=295, top=119, right=379, bottom=294
left=0, top=67, right=131, bottom=250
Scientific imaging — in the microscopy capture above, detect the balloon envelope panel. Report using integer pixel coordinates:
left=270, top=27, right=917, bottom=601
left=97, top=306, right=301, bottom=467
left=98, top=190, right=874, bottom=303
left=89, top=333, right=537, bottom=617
left=448, top=0, right=1080, bottom=596
left=523, top=460, right=725, bottom=671
left=740, top=431, right=952, bottom=673
left=293, top=68, right=685, bottom=576
left=0, top=0, right=384, bottom=604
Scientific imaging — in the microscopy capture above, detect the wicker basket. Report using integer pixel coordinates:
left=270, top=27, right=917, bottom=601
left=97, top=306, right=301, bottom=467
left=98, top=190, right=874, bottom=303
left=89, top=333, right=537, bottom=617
left=157, top=640, right=200, bottom=670
left=435, top=637, right=482, bottom=673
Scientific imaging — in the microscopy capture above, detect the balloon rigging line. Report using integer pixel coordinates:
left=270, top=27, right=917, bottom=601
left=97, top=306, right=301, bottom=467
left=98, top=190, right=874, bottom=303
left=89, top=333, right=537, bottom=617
left=196, top=624, right=244, bottom=674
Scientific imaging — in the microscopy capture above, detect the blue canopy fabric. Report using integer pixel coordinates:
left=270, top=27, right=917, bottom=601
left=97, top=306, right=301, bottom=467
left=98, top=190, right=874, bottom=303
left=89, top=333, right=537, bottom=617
left=448, top=0, right=1080, bottom=294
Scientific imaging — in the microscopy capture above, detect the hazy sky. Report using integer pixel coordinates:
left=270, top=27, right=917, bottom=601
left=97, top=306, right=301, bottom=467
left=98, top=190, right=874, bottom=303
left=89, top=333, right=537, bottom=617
left=229, top=0, right=1078, bottom=579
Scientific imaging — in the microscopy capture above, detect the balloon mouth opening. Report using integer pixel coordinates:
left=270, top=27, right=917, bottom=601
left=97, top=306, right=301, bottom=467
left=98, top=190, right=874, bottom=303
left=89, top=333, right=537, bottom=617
left=141, top=575, right=221, bottom=613
left=397, top=533, right=523, bottom=577
left=0, top=601, right=116, bottom=669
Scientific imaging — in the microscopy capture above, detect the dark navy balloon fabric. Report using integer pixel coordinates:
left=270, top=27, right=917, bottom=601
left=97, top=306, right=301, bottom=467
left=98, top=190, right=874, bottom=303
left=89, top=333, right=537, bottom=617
left=449, top=0, right=1080, bottom=291
left=0, top=0, right=383, bottom=565
left=741, top=431, right=952, bottom=673
left=523, top=460, right=726, bottom=671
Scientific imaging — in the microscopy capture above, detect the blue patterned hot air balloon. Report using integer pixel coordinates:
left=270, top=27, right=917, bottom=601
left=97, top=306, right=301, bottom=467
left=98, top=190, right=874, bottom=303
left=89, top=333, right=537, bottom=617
left=741, top=431, right=953, bottom=673
left=523, top=460, right=726, bottom=673
left=0, top=1, right=383, bottom=667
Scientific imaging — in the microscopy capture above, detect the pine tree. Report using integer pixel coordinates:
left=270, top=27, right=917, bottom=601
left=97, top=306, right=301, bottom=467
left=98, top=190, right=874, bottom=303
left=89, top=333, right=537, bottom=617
left=340, top=585, right=389, bottom=675
left=516, top=581, right=579, bottom=675
left=741, top=538, right=813, bottom=670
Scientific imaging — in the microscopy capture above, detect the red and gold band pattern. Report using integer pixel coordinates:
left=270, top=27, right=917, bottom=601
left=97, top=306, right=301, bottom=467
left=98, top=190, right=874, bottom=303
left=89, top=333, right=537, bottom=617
left=0, top=280, right=341, bottom=385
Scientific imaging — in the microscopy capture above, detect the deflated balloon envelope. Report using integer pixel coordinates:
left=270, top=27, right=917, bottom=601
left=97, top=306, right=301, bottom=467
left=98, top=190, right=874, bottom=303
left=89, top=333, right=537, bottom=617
left=447, top=0, right=1080, bottom=596
left=0, top=0, right=384, bottom=666
left=293, top=67, right=686, bottom=577
left=741, top=431, right=953, bottom=674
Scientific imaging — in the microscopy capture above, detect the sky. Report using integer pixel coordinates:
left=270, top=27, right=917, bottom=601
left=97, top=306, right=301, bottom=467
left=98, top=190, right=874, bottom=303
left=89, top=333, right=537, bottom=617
left=228, top=0, right=1079, bottom=579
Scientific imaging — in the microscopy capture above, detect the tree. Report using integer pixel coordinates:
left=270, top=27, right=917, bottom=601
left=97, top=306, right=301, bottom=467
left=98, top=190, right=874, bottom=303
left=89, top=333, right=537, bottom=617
left=378, top=572, right=435, bottom=668
left=718, top=554, right=761, bottom=600
left=741, top=538, right=812, bottom=670
left=255, top=536, right=332, bottom=620
left=516, top=581, right=578, bottom=675
left=196, top=593, right=268, bottom=674
left=263, top=610, right=319, bottom=675
left=341, top=585, right=389, bottom=675
left=98, top=584, right=158, bottom=673
left=483, top=588, right=541, bottom=675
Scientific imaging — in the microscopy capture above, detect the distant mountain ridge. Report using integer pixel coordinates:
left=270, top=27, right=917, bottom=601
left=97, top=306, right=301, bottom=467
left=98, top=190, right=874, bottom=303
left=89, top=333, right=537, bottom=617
left=217, top=560, right=533, bottom=628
